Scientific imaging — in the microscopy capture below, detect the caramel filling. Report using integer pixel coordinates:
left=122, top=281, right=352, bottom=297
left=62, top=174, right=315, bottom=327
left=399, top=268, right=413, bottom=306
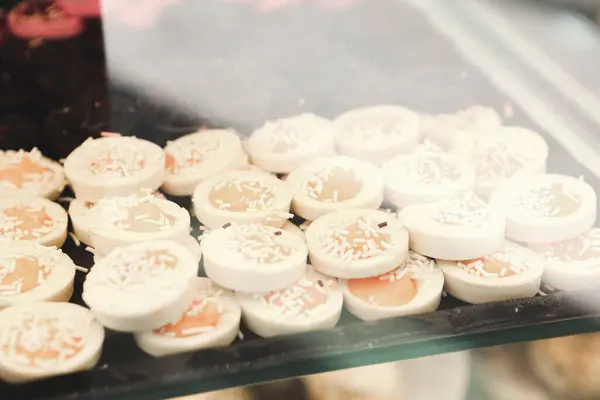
left=0, top=206, right=53, bottom=240
left=155, top=300, right=220, bottom=338
left=306, top=167, right=362, bottom=202
left=460, top=257, right=518, bottom=278
left=0, top=256, right=50, bottom=295
left=348, top=269, right=417, bottom=307
left=209, top=180, right=275, bottom=212
left=0, top=154, right=49, bottom=189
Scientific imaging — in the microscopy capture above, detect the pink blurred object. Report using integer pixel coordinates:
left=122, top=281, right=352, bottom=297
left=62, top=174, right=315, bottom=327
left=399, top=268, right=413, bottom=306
left=8, top=1, right=84, bottom=39
left=56, top=0, right=101, bottom=17
left=103, top=0, right=182, bottom=28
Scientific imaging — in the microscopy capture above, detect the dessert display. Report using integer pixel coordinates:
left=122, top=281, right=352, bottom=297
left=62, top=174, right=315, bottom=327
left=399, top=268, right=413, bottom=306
left=438, top=242, right=544, bottom=304
left=63, top=136, right=166, bottom=203
left=341, top=251, right=444, bottom=320
left=0, top=241, right=76, bottom=308
left=381, top=150, right=475, bottom=209
left=244, top=114, right=336, bottom=174
left=0, top=302, right=104, bottom=383
left=236, top=268, right=342, bottom=337
left=333, top=105, right=421, bottom=165
left=305, top=209, right=409, bottom=279
left=201, top=223, right=308, bottom=293
left=398, top=191, right=506, bottom=260
left=530, top=228, right=600, bottom=291
left=193, top=170, right=293, bottom=229
left=82, top=240, right=199, bottom=332
left=0, top=197, right=68, bottom=247
left=163, top=129, right=247, bottom=196
left=286, top=155, right=384, bottom=221
left=489, top=174, right=596, bottom=244
left=135, top=278, right=241, bottom=357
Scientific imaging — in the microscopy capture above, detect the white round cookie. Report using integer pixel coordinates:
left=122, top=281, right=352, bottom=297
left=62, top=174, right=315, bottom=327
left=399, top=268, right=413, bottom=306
left=163, top=129, right=246, bottom=196
left=421, top=106, right=501, bottom=150
left=286, top=156, right=383, bottom=221
left=64, top=136, right=165, bottom=203
left=68, top=198, right=95, bottom=246
left=489, top=174, right=596, bottom=244
left=333, top=105, right=420, bottom=165
left=135, top=278, right=241, bottom=357
left=305, top=209, right=409, bottom=279
left=245, top=114, right=336, bottom=174
left=382, top=150, right=476, bottom=209
left=0, top=148, right=66, bottom=200
left=236, top=268, right=342, bottom=338
left=202, top=224, right=308, bottom=293
left=341, top=251, right=444, bottom=321
left=87, top=192, right=191, bottom=255
left=193, top=170, right=293, bottom=229
left=0, top=302, right=104, bottom=383
left=0, top=242, right=76, bottom=309
left=438, top=241, right=544, bottom=304
left=83, top=240, right=199, bottom=332
left=470, top=126, right=549, bottom=199
left=529, top=228, right=600, bottom=291
left=0, top=197, right=68, bottom=247
left=398, top=191, right=505, bottom=260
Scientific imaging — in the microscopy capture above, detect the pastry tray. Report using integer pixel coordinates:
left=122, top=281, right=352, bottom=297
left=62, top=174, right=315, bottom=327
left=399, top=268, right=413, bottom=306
left=3, top=1, right=600, bottom=399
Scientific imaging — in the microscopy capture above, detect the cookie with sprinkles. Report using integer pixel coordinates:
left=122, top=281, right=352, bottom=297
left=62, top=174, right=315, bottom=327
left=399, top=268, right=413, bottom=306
left=529, top=228, right=600, bottom=291
left=0, top=197, right=68, bottom=248
left=236, top=268, right=342, bottom=338
left=286, top=156, right=384, bottom=221
left=341, top=251, right=444, bottom=321
left=201, top=224, right=308, bottom=293
left=305, top=209, right=409, bottom=279
left=470, top=126, right=549, bottom=199
left=421, top=105, right=501, bottom=150
left=0, top=302, right=104, bottom=383
left=193, top=170, right=293, bottom=229
left=0, top=241, right=76, bottom=309
left=82, top=240, right=199, bottom=332
left=333, top=105, right=420, bottom=165
left=381, top=150, right=476, bottom=209
left=134, top=278, right=241, bottom=357
left=489, top=174, right=596, bottom=243
left=0, top=148, right=65, bottom=200
left=163, top=129, right=247, bottom=196
left=438, top=241, right=543, bottom=304
left=86, top=191, right=191, bottom=256
left=398, top=191, right=505, bottom=260
left=64, top=136, right=166, bottom=203
left=245, top=114, right=336, bottom=174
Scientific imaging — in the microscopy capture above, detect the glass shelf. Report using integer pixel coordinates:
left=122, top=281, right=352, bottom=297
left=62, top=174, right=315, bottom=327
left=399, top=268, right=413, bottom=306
left=1, top=0, right=600, bottom=399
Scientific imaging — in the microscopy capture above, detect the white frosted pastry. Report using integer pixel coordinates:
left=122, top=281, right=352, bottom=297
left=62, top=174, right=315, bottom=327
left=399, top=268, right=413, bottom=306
left=0, top=242, right=76, bottom=309
left=83, top=241, right=199, bottom=332
left=529, top=228, right=600, bottom=291
left=245, top=114, right=336, bottom=173
left=286, top=156, right=383, bottom=221
left=341, top=251, right=444, bottom=321
left=0, top=302, right=104, bottom=383
left=0, top=197, right=68, bottom=247
left=382, top=150, right=476, bottom=209
left=305, top=209, right=409, bottom=279
left=193, top=170, right=293, bottom=229
left=333, top=105, right=420, bottom=165
left=163, top=129, right=247, bottom=196
left=68, top=198, right=95, bottom=245
left=282, top=221, right=305, bottom=240
left=421, top=106, right=502, bottom=150
left=398, top=191, right=505, bottom=260
left=0, top=148, right=65, bottom=200
left=87, top=192, right=191, bottom=255
left=64, top=136, right=165, bottom=202
left=236, top=268, right=342, bottom=338
left=135, top=278, right=241, bottom=357
left=489, top=174, right=596, bottom=244
left=470, top=127, right=549, bottom=199
left=438, top=241, right=544, bottom=304
left=201, top=224, right=308, bottom=293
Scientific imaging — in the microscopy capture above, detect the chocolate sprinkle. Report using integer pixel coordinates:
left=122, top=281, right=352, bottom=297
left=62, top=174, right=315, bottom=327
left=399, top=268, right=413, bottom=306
left=317, top=280, right=324, bottom=287
left=222, top=223, right=231, bottom=229
left=378, top=221, right=388, bottom=228
left=274, top=231, right=282, bottom=236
